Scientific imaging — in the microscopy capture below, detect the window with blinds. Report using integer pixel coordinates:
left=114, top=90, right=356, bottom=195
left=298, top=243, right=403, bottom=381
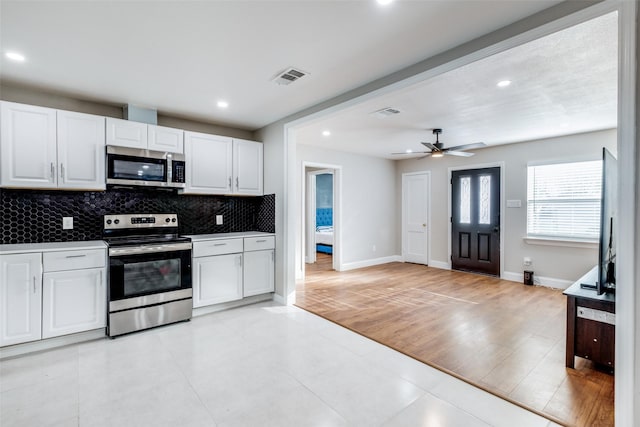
left=527, top=160, right=602, bottom=240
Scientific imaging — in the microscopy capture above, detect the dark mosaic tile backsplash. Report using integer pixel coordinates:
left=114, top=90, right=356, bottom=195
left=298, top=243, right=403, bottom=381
left=0, top=188, right=275, bottom=244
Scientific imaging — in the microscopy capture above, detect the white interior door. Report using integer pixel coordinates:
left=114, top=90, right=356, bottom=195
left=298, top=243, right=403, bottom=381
left=403, top=172, right=430, bottom=264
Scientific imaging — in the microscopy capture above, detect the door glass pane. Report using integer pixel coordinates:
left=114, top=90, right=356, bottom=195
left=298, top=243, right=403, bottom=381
left=479, top=175, right=491, bottom=224
left=124, top=258, right=181, bottom=296
left=460, top=176, right=471, bottom=224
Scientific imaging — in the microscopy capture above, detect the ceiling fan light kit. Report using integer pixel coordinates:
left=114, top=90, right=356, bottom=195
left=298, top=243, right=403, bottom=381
left=391, top=127, right=486, bottom=158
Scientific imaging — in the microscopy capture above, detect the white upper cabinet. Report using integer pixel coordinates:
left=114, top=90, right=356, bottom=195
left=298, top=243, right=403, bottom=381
left=183, top=131, right=233, bottom=194
left=183, top=133, right=263, bottom=196
left=0, top=253, right=43, bottom=347
left=106, top=117, right=148, bottom=149
left=0, top=102, right=105, bottom=190
left=233, top=139, right=263, bottom=196
left=148, top=125, right=184, bottom=153
left=1, top=101, right=58, bottom=188
left=57, top=110, right=106, bottom=190
left=106, top=117, right=183, bottom=153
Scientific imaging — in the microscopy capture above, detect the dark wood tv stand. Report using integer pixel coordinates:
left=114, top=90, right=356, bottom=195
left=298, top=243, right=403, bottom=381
left=564, top=266, right=615, bottom=372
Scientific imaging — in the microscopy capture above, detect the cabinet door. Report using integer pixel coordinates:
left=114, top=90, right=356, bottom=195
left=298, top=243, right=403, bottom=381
left=184, top=131, right=232, bottom=194
left=42, top=268, right=106, bottom=338
left=57, top=110, right=106, bottom=190
left=148, top=125, right=184, bottom=153
left=575, top=317, right=615, bottom=367
left=193, top=253, right=242, bottom=307
left=106, top=117, right=147, bottom=149
left=233, top=139, right=263, bottom=195
left=243, top=250, right=274, bottom=297
left=0, top=253, right=42, bottom=346
left=0, top=101, right=58, bottom=188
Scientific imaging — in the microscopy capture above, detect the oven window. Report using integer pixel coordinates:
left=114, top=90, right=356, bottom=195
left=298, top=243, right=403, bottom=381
left=123, top=259, right=181, bottom=296
left=112, top=159, right=166, bottom=182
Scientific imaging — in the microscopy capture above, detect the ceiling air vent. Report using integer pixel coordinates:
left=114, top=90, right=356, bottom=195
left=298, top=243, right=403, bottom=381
left=372, top=107, right=401, bottom=117
left=272, top=67, right=309, bottom=85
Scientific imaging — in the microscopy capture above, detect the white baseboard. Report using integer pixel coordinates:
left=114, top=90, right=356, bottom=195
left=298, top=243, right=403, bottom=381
left=340, top=255, right=402, bottom=271
left=428, top=260, right=451, bottom=270
left=272, top=293, right=286, bottom=305
left=502, top=270, right=573, bottom=290
left=0, top=328, right=106, bottom=360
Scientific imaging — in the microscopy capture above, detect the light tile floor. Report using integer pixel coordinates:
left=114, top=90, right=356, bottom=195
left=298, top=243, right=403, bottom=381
left=0, top=302, right=562, bottom=427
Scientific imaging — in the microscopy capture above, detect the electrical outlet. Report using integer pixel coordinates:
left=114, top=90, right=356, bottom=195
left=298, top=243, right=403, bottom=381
left=62, top=217, right=74, bottom=230
left=523, top=257, right=532, bottom=266
left=216, top=215, right=223, bottom=225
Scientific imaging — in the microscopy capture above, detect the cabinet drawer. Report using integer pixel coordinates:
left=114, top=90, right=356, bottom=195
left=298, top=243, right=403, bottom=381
left=193, top=238, right=243, bottom=257
left=43, top=249, right=106, bottom=272
left=244, top=236, right=275, bottom=252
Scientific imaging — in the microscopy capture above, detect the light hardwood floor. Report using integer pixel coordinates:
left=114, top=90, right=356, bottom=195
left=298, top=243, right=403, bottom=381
left=296, top=254, right=614, bottom=427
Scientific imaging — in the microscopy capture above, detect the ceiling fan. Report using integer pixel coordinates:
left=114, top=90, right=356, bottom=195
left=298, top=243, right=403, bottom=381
left=393, top=128, right=486, bottom=158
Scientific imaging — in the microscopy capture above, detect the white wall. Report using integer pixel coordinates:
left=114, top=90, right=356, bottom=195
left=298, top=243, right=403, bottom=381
left=296, top=144, right=398, bottom=277
left=396, top=128, right=616, bottom=285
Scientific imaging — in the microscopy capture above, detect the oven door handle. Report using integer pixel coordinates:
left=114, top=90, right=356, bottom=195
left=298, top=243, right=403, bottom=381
left=109, top=242, right=192, bottom=256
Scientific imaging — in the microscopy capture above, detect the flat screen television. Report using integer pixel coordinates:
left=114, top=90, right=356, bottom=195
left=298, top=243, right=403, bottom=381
left=597, top=147, right=617, bottom=295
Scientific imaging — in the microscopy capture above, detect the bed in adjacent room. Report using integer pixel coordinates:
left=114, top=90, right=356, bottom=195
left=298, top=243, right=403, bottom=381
left=315, top=208, right=333, bottom=254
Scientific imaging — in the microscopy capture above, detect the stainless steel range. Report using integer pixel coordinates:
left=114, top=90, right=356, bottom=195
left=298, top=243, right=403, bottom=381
left=103, top=213, right=192, bottom=337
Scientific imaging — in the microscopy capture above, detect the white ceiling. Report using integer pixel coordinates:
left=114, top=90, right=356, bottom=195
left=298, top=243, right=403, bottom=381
left=295, top=11, right=618, bottom=159
left=0, top=0, right=563, bottom=132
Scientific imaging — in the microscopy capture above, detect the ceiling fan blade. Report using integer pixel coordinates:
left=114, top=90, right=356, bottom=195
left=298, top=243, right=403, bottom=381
left=391, top=151, right=431, bottom=155
left=445, top=142, right=486, bottom=151
left=444, top=150, right=474, bottom=157
left=421, top=142, right=437, bottom=150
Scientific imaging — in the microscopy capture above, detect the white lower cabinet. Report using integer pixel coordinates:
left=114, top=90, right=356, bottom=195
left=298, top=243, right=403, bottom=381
left=0, top=253, right=43, bottom=347
left=193, top=252, right=243, bottom=307
left=42, top=268, right=106, bottom=339
left=192, top=234, right=275, bottom=309
left=243, top=249, right=275, bottom=297
left=243, top=235, right=275, bottom=297
left=0, top=245, right=107, bottom=347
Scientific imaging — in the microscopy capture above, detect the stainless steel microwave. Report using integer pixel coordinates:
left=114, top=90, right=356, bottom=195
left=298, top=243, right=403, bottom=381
left=106, top=146, right=186, bottom=189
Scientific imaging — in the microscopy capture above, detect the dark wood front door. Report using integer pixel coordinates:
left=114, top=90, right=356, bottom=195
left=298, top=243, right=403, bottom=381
left=451, top=167, right=500, bottom=276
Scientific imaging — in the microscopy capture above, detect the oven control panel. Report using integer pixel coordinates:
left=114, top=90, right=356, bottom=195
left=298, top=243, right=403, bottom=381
left=104, top=213, right=178, bottom=229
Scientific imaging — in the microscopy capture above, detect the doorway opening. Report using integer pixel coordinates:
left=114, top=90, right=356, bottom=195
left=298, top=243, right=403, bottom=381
left=303, top=163, right=341, bottom=276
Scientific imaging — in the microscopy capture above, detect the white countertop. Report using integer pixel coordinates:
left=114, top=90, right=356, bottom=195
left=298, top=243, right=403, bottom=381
left=185, top=231, right=275, bottom=242
left=0, top=240, right=108, bottom=255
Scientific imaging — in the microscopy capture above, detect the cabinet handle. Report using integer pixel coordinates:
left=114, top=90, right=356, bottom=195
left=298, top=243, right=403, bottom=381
left=593, top=338, right=598, bottom=342
left=228, top=177, right=232, bottom=188
left=272, top=251, right=274, bottom=261
left=236, top=177, right=239, bottom=189
left=33, top=276, right=36, bottom=294
left=99, top=270, right=103, bottom=286
left=65, top=254, right=86, bottom=258
left=60, top=163, right=65, bottom=181
left=238, top=254, right=243, bottom=266
left=50, top=163, right=55, bottom=180
left=213, top=243, right=227, bottom=247
left=256, top=239, right=266, bottom=243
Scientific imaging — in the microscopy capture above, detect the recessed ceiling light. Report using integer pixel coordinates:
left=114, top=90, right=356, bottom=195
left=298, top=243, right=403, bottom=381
left=497, top=80, right=512, bottom=88
left=322, top=130, right=331, bottom=137
left=5, top=51, right=25, bottom=62
left=405, top=149, right=413, bottom=154
left=377, top=0, right=394, bottom=5
left=217, top=100, right=229, bottom=109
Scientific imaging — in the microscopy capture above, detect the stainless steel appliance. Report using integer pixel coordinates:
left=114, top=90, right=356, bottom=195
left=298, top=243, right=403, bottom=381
left=104, top=213, right=192, bottom=337
left=106, top=146, right=186, bottom=189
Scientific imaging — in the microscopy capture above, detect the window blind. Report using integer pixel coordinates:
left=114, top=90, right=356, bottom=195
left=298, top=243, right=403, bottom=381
left=527, top=160, right=602, bottom=240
